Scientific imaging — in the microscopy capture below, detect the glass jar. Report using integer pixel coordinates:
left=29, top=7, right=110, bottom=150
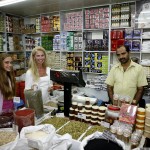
left=85, top=99, right=90, bottom=105
left=99, top=106, right=107, bottom=113
left=110, top=125, right=117, bottom=136
left=78, top=103, right=83, bottom=110
left=105, top=105, right=120, bottom=124
left=118, top=96, right=125, bottom=107
left=117, top=128, right=123, bottom=141
left=131, top=142, right=139, bottom=149
left=72, top=102, right=77, bottom=109
left=123, top=129, right=131, bottom=144
left=113, top=94, right=119, bottom=106
left=69, top=107, right=75, bottom=114
left=125, top=96, right=131, bottom=104
left=69, top=114, right=75, bottom=120
left=85, top=105, right=92, bottom=111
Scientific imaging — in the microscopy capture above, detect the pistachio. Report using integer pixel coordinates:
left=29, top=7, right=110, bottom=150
left=57, top=120, right=89, bottom=139
left=41, top=117, right=69, bottom=129
left=81, top=125, right=106, bottom=141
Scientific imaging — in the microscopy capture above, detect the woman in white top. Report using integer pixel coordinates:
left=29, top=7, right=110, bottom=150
left=25, top=46, right=53, bottom=104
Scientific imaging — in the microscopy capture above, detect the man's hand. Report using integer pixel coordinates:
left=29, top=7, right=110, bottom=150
left=133, top=86, right=144, bottom=105
left=107, top=85, right=114, bottom=104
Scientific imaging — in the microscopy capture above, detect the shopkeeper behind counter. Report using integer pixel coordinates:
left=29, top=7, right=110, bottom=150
left=105, top=45, right=148, bottom=105
left=25, top=46, right=53, bottom=104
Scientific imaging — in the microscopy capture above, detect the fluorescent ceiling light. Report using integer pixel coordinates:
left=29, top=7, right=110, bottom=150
left=0, top=0, right=27, bottom=7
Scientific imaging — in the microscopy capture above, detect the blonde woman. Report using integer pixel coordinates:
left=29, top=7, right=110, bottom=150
left=0, top=53, right=16, bottom=114
left=25, top=46, right=53, bottom=104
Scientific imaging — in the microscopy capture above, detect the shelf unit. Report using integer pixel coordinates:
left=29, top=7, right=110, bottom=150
left=0, top=1, right=150, bottom=79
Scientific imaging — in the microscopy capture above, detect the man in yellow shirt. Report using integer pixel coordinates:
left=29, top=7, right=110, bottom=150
left=105, top=45, right=148, bottom=105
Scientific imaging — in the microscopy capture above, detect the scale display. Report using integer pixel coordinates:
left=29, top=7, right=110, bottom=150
left=50, top=69, right=85, bottom=117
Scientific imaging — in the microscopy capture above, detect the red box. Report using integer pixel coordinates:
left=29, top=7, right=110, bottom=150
left=111, top=40, right=118, bottom=51
left=117, top=39, right=125, bottom=47
left=117, top=30, right=124, bottom=39
left=111, top=30, right=117, bottom=39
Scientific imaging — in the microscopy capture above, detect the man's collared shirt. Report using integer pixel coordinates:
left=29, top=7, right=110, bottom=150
left=105, top=60, right=148, bottom=102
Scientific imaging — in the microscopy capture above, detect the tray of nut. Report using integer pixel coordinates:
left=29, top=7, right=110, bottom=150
left=40, top=117, right=69, bottom=130
left=57, top=120, right=89, bottom=140
left=0, top=128, right=19, bottom=150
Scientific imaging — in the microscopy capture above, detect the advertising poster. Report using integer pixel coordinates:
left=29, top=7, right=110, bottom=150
left=136, top=0, right=150, bottom=28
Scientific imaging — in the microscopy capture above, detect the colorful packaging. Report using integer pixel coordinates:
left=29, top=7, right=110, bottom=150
left=119, top=104, right=137, bottom=124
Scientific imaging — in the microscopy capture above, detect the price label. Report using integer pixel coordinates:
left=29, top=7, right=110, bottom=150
left=56, top=113, right=64, bottom=118
left=13, top=97, right=20, bottom=103
left=100, top=121, right=110, bottom=128
left=77, top=113, right=86, bottom=120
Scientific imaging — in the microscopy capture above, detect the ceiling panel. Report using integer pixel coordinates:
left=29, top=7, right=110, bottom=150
left=0, top=0, right=135, bottom=16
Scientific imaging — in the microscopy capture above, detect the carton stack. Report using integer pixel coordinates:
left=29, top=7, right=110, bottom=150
left=144, top=108, right=150, bottom=138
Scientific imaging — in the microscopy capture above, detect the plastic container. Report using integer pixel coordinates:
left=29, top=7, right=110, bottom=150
left=123, top=129, right=131, bottom=144
left=0, top=116, right=12, bottom=128
left=110, top=125, right=117, bottom=135
left=124, top=96, right=131, bottom=104
left=72, top=102, right=77, bottom=109
left=85, top=105, right=92, bottom=110
left=77, top=103, right=83, bottom=110
left=137, top=107, right=145, bottom=115
left=14, top=109, right=35, bottom=132
left=69, top=107, right=75, bottom=114
left=145, top=117, right=150, bottom=124
left=92, top=106, right=99, bottom=112
left=105, top=105, right=120, bottom=124
left=113, top=94, right=119, bottom=106
left=145, top=123, right=150, bottom=131
left=118, top=96, right=125, bottom=107
left=99, top=106, right=107, bottom=113
left=131, top=142, right=139, bottom=149
left=117, top=128, right=123, bottom=141
left=69, top=114, right=75, bottom=120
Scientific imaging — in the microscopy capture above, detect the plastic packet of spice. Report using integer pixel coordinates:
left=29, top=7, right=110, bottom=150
left=24, top=89, right=44, bottom=119
left=119, top=104, right=137, bottom=124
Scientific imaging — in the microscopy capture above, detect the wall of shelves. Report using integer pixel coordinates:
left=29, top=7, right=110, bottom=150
left=0, top=1, right=150, bottom=79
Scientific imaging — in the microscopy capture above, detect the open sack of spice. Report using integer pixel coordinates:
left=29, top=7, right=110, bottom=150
left=0, top=128, right=19, bottom=150
left=80, top=130, right=125, bottom=150
left=20, top=124, right=56, bottom=150
left=49, top=133, right=72, bottom=150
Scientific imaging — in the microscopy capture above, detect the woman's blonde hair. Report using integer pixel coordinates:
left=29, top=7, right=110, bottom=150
left=29, top=46, right=48, bottom=81
left=0, top=53, right=16, bottom=99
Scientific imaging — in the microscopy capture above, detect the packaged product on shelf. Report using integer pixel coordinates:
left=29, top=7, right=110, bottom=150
left=132, top=29, right=141, bottom=39
left=132, top=40, right=141, bottom=51
left=125, top=28, right=133, bottom=39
